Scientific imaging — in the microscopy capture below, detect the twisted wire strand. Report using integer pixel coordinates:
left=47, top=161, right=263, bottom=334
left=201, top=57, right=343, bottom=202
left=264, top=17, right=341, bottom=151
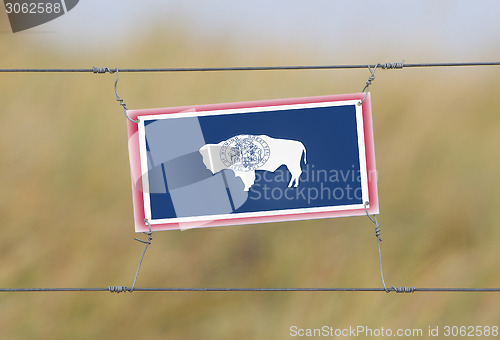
left=379, top=61, right=404, bottom=69
left=392, top=286, right=416, bottom=293
left=92, top=67, right=115, bottom=74
left=108, top=286, right=128, bottom=294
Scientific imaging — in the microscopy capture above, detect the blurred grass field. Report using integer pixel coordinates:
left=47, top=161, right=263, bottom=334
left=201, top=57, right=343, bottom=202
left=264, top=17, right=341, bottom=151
left=1, top=18, right=500, bottom=340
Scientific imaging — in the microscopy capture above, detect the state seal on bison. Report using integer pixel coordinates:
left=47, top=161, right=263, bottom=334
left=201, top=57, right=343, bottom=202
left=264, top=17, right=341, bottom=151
left=199, top=135, right=307, bottom=191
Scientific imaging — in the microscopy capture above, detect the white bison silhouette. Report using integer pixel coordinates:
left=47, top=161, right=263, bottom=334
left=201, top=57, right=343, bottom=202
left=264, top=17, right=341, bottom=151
left=199, top=135, right=307, bottom=191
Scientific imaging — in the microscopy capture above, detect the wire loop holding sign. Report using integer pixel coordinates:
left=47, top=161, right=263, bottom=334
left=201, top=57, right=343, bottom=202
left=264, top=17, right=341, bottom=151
left=93, top=66, right=139, bottom=123
left=358, top=64, right=379, bottom=106
left=364, top=202, right=415, bottom=294
left=114, top=68, right=140, bottom=123
left=358, top=61, right=404, bottom=105
left=130, top=219, right=154, bottom=292
left=364, top=201, right=389, bottom=292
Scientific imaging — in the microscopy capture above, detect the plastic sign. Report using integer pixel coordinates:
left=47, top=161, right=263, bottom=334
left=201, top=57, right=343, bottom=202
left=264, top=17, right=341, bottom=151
left=127, top=93, right=378, bottom=232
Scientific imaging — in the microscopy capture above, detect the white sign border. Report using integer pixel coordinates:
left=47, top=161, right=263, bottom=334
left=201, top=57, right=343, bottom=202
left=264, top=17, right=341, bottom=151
left=138, top=100, right=369, bottom=225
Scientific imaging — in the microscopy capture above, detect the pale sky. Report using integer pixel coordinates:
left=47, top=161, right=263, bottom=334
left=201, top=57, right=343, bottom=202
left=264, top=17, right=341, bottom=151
left=3, top=0, right=500, bottom=61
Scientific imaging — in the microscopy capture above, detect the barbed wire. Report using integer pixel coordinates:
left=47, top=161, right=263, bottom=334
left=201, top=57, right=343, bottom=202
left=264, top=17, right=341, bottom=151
left=1, top=60, right=499, bottom=294
left=0, top=287, right=499, bottom=293
left=0, top=61, right=499, bottom=73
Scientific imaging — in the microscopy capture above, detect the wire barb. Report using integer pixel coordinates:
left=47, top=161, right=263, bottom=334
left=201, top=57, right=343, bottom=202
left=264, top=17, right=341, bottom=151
left=391, top=286, right=416, bottom=293
left=380, top=61, right=404, bottom=69
left=108, top=286, right=129, bottom=293
left=92, top=67, right=116, bottom=74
